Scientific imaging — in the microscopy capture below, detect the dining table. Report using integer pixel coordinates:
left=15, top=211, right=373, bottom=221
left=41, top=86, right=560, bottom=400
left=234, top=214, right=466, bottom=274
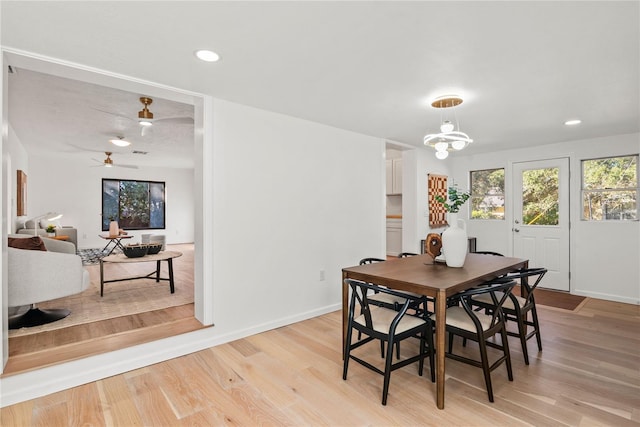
left=342, top=252, right=528, bottom=409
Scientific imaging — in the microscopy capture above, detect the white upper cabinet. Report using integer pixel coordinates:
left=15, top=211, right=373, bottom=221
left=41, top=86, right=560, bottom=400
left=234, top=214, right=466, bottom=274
left=386, top=158, right=402, bottom=195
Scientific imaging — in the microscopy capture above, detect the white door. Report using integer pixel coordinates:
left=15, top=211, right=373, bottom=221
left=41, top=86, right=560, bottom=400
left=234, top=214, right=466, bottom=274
left=512, top=158, right=570, bottom=291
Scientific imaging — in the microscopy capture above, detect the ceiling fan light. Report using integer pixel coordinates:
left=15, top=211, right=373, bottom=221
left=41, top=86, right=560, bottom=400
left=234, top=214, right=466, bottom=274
left=440, top=120, right=455, bottom=133
left=139, top=120, right=153, bottom=127
left=110, top=138, right=131, bottom=147
left=435, top=150, right=449, bottom=160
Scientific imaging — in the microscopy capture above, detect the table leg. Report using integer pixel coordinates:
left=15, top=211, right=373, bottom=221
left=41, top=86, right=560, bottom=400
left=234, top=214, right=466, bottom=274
left=100, top=259, right=105, bottom=297
left=168, top=259, right=175, bottom=293
left=435, top=289, right=447, bottom=409
left=342, top=271, right=348, bottom=360
left=156, top=260, right=161, bottom=282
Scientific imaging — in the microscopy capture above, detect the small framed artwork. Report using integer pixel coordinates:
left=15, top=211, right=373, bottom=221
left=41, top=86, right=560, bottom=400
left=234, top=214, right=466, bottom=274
left=17, top=170, right=27, bottom=216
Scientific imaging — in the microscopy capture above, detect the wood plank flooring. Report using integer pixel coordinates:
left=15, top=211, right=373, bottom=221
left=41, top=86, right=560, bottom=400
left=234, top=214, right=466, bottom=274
left=2, top=298, right=639, bottom=426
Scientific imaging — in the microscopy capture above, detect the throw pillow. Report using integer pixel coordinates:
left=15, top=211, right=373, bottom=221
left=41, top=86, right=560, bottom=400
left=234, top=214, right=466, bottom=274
left=8, top=236, right=47, bottom=251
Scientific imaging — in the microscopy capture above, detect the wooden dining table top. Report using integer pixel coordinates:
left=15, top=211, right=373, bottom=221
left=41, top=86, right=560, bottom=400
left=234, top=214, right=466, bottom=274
left=342, top=253, right=528, bottom=298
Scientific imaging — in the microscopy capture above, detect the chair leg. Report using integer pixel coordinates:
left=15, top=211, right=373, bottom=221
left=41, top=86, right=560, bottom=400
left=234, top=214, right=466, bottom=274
left=516, top=312, right=530, bottom=365
left=343, top=324, right=354, bottom=380
left=448, top=331, right=454, bottom=354
left=502, top=325, right=514, bottom=382
left=381, top=337, right=396, bottom=405
left=427, top=326, right=435, bottom=383
left=418, top=331, right=425, bottom=377
left=477, top=338, right=494, bottom=402
left=532, top=306, right=543, bottom=351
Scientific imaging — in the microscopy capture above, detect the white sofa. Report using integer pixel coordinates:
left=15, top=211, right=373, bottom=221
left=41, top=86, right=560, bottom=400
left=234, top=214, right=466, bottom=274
left=17, top=226, right=78, bottom=248
left=8, top=234, right=90, bottom=329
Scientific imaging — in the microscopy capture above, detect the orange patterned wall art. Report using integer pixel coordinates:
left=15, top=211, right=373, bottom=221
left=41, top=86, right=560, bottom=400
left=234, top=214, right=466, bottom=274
left=428, top=174, right=447, bottom=227
left=17, top=170, right=27, bottom=216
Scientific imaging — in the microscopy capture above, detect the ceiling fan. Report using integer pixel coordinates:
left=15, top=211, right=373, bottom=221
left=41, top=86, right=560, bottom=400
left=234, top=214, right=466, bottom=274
left=92, top=152, right=139, bottom=169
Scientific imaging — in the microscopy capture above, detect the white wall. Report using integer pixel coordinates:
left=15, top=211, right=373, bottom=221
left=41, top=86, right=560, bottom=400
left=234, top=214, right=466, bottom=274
left=451, top=132, right=640, bottom=304
left=21, top=155, right=194, bottom=248
left=211, top=99, right=385, bottom=329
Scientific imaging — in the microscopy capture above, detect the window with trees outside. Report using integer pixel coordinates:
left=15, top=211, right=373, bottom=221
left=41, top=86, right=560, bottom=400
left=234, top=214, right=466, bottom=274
left=582, top=155, right=638, bottom=221
left=102, top=179, right=166, bottom=231
left=470, top=168, right=505, bottom=219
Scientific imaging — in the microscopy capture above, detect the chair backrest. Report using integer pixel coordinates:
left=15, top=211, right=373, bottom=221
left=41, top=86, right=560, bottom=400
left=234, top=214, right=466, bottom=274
left=398, top=252, right=418, bottom=258
left=472, top=251, right=504, bottom=257
left=454, top=279, right=516, bottom=331
left=345, top=278, right=422, bottom=333
left=359, top=257, right=386, bottom=265
left=506, top=268, right=547, bottom=306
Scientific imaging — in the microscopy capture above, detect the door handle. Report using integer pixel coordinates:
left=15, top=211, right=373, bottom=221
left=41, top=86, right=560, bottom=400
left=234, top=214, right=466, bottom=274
left=513, top=228, right=520, bottom=233
left=514, top=219, right=520, bottom=224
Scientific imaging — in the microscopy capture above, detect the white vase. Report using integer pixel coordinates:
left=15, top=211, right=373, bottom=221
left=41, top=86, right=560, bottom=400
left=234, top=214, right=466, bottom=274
left=442, top=212, right=467, bottom=267
left=109, top=220, right=119, bottom=237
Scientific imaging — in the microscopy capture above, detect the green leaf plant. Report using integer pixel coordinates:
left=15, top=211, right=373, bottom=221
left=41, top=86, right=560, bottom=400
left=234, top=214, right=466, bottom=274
left=434, top=186, right=471, bottom=213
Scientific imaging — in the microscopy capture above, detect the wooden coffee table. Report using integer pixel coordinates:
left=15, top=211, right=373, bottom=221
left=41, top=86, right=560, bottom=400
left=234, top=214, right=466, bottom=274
left=99, top=251, right=183, bottom=296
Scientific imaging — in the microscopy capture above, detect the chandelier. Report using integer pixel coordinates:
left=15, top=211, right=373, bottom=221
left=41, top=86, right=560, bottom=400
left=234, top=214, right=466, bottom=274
left=423, top=95, right=473, bottom=159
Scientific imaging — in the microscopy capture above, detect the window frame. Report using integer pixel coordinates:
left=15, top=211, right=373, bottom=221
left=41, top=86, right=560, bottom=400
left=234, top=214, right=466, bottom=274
left=101, top=178, right=167, bottom=231
left=581, top=154, right=639, bottom=221
left=469, top=168, right=505, bottom=221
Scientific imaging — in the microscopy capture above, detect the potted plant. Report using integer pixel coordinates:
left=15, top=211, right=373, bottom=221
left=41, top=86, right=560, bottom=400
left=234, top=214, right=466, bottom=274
left=45, top=224, right=56, bottom=237
left=434, top=186, right=471, bottom=214
left=434, top=186, right=470, bottom=267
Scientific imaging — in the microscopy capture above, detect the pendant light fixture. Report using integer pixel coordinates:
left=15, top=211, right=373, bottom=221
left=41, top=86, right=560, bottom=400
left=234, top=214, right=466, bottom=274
left=423, top=95, right=473, bottom=159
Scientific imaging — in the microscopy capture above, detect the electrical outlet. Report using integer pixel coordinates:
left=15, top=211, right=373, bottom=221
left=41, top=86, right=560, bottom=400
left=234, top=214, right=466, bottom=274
left=319, top=270, right=325, bottom=281
left=82, top=233, right=87, bottom=239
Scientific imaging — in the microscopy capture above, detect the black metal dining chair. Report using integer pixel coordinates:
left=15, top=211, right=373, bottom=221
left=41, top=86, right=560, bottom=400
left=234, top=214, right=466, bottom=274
left=442, top=278, right=516, bottom=402
left=343, top=278, right=435, bottom=405
left=470, top=267, right=548, bottom=365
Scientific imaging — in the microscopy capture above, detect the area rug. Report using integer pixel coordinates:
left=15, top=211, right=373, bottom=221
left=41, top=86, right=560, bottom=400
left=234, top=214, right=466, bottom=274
left=77, top=247, right=121, bottom=265
left=10, top=244, right=194, bottom=337
left=515, top=285, right=587, bottom=311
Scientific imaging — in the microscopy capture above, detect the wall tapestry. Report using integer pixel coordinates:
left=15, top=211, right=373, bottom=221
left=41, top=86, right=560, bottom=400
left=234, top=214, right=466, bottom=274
left=428, top=173, right=448, bottom=227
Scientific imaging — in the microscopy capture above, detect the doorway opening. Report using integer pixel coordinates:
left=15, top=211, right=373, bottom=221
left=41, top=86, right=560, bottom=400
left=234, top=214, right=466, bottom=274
left=1, top=50, right=213, bottom=374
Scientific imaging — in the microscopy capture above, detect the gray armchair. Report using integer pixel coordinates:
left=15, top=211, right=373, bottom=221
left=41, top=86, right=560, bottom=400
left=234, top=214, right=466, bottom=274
left=8, top=234, right=90, bottom=329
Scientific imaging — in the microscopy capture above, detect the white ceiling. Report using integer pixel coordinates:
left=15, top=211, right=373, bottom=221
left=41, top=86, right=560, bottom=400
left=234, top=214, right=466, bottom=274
left=2, top=2, right=639, bottom=166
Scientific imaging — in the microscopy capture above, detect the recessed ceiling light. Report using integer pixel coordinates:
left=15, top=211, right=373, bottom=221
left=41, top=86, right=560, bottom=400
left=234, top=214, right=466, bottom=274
left=564, top=119, right=582, bottom=126
left=195, top=49, right=220, bottom=62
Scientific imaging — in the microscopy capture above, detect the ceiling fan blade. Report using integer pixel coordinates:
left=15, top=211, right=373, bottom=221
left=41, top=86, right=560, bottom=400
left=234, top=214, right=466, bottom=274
left=154, top=116, right=194, bottom=124
left=114, top=164, right=139, bottom=169
left=91, top=107, right=135, bottom=122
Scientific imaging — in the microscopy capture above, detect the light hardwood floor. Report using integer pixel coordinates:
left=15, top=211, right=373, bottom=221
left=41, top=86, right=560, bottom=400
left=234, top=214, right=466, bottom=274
left=2, top=297, right=639, bottom=426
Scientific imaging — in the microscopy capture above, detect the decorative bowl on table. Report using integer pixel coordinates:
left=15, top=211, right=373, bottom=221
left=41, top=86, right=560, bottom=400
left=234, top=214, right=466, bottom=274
left=123, top=244, right=148, bottom=258
left=146, top=243, right=163, bottom=255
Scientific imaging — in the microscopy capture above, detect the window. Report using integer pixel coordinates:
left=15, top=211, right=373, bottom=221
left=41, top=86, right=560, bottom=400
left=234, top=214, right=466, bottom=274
left=582, top=155, right=638, bottom=221
left=470, top=168, right=505, bottom=220
left=102, top=179, right=166, bottom=230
